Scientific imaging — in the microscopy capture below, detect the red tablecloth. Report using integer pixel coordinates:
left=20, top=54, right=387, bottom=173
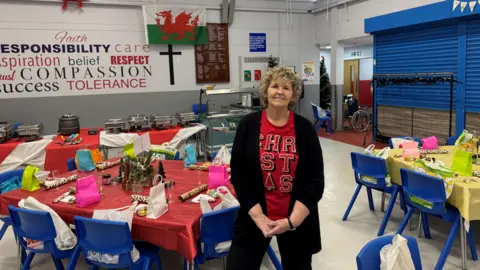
left=44, top=128, right=101, bottom=175
left=0, top=160, right=217, bottom=261
left=0, top=139, right=25, bottom=165
left=133, top=126, right=183, bottom=145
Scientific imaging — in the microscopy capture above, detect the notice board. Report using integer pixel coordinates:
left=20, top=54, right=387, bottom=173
left=195, top=23, right=230, bottom=83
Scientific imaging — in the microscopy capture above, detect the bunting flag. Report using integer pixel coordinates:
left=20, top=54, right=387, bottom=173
left=461, top=1, right=468, bottom=12
left=142, top=6, right=208, bottom=45
left=454, top=0, right=461, bottom=10
left=470, top=1, right=477, bottom=11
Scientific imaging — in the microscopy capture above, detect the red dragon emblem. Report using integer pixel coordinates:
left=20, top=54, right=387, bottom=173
left=155, top=10, right=200, bottom=40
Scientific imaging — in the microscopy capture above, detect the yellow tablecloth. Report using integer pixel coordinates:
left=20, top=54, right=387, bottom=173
left=387, top=146, right=480, bottom=221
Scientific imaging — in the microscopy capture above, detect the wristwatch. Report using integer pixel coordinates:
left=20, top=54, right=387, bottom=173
left=287, top=217, right=296, bottom=231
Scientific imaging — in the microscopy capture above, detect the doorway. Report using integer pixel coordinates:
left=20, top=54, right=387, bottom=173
left=344, top=59, right=359, bottom=99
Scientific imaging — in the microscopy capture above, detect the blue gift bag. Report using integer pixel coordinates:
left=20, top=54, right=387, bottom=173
left=184, top=144, right=197, bottom=168
left=76, top=149, right=96, bottom=172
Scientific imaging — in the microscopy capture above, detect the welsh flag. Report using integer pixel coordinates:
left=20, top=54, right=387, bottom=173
left=142, top=6, right=208, bottom=45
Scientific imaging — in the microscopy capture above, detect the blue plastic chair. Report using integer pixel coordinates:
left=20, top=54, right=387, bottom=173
left=312, top=104, right=332, bottom=134
left=192, top=104, right=207, bottom=115
left=0, top=169, right=24, bottom=241
left=69, top=216, right=162, bottom=270
left=357, top=235, right=422, bottom=270
left=396, top=168, right=478, bottom=270
left=184, top=206, right=282, bottom=270
left=9, top=205, right=74, bottom=270
left=389, top=137, right=422, bottom=148
left=446, top=136, right=459, bottom=146
left=66, top=157, right=77, bottom=172
left=343, top=152, right=407, bottom=236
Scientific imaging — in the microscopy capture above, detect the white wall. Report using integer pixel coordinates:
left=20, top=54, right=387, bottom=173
left=0, top=1, right=319, bottom=100
left=344, top=45, right=373, bottom=60
left=314, top=0, right=444, bottom=45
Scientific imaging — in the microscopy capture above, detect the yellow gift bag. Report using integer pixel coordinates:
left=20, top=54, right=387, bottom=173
left=21, top=165, right=40, bottom=192
left=452, top=149, right=473, bottom=177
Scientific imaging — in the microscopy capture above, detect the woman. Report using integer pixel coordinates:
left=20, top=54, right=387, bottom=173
left=226, top=67, right=325, bottom=270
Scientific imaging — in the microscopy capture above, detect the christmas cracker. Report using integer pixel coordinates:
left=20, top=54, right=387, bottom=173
left=96, top=159, right=121, bottom=171
left=419, top=149, right=449, bottom=155
left=53, top=187, right=76, bottom=204
left=42, top=174, right=78, bottom=190
left=178, top=184, right=208, bottom=202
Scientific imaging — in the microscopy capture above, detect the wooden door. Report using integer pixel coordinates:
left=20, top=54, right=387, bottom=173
left=344, top=59, right=360, bottom=99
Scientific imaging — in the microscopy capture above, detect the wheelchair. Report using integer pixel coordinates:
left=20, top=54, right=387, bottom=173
left=344, top=97, right=372, bottom=133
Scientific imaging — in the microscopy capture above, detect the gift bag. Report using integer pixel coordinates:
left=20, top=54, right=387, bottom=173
left=183, top=144, right=197, bottom=168
left=403, top=148, right=420, bottom=160
left=380, top=234, right=415, bottom=270
left=363, top=145, right=392, bottom=186
left=421, top=136, right=438, bottom=150
left=75, top=149, right=96, bottom=172
left=90, top=148, right=104, bottom=164
left=215, top=145, right=231, bottom=165
left=147, top=183, right=168, bottom=219
left=400, top=141, right=418, bottom=149
left=452, top=149, right=473, bottom=177
left=208, top=165, right=229, bottom=189
left=21, top=165, right=40, bottom=192
left=91, top=203, right=139, bottom=264
left=213, top=186, right=239, bottom=210
left=76, top=175, right=101, bottom=208
left=19, top=197, right=77, bottom=250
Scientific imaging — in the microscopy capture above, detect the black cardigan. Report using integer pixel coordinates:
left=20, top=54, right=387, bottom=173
left=230, top=110, right=325, bottom=254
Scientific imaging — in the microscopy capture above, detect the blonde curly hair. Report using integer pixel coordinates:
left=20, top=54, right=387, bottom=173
left=259, top=66, right=302, bottom=109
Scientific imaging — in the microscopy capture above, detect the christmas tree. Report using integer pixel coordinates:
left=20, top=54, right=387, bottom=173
left=267, top=54, right=278, bottom=69
left=320, top=56, right=331, bottom=109
left=157, top=160, right=166, bottom=181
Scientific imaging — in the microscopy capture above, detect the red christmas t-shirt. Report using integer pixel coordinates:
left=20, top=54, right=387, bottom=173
left=260, top=110, right=298, bottom=221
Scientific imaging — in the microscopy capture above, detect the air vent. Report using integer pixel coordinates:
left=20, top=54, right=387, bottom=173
left=243, top=57, right=280, bottom=63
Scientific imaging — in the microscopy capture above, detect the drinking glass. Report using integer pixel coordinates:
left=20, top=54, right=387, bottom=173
left=51, top=170, right=59, bottom=190
left=166, top=182, right=174, bottom=204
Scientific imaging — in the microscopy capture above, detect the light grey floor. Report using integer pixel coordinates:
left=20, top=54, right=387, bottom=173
left=1, top=138, right=480, bottom=269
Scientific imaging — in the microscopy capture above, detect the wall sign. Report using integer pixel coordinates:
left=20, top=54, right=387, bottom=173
left=249, top=33, right=266, bottom=52
left=302, top=61, right=315, bottom=81
left=195, top=23, right=230, bottom=83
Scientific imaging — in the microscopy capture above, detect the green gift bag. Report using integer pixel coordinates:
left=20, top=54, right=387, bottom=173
left=21, top=165, right=40, bottom=192
left=452, top=149, right=473, bottom=177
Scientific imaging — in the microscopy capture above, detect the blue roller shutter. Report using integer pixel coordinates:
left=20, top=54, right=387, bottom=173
left=375, top=23, right=458, bottom=110
left=466, top=19, right=480, bottom=112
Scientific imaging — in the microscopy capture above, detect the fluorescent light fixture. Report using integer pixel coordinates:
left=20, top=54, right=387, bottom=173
left=326, top=46, right=331, bottom=49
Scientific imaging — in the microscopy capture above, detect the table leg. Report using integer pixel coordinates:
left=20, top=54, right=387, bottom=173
left=186, top=261, right=194, bottom=270
left=409, top=210, right=418, bottom=232
left=461, top=217, right=467, bottom=270
left=417, top=214, right=423, bottom=238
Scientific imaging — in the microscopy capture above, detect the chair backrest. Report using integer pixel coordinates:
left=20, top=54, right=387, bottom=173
left=311, top=104, right=320, bottom=119
left=400, top=168, right=447, bottom=215
left=446, top=136, right=459, bottom=146
left=389, top=137, right=422, bottom=148
left=192, top=104, right=207, bottom=115
left=74, top=216, right=135, bottom=267
left=200, top=206, right=240, bottom=258
left=8, top=205, right=58, bottom=253
left=67, top=157, right=77, bottom=172
left=0, top=169, right=24, bottom=184
left=351, top=152, right=388, bottom=189
left=356, top=235, right=422, bottom=270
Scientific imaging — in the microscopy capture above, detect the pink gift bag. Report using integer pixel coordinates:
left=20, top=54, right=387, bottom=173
left=76, top=175, right=101, bottom=208
left=400, top=141, right=418, bottom=149
left=208, top=166, right=229, bottom=189
left=422, top=136, right=438, bottom=150
left=403, top=148, right=420, bottom=159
